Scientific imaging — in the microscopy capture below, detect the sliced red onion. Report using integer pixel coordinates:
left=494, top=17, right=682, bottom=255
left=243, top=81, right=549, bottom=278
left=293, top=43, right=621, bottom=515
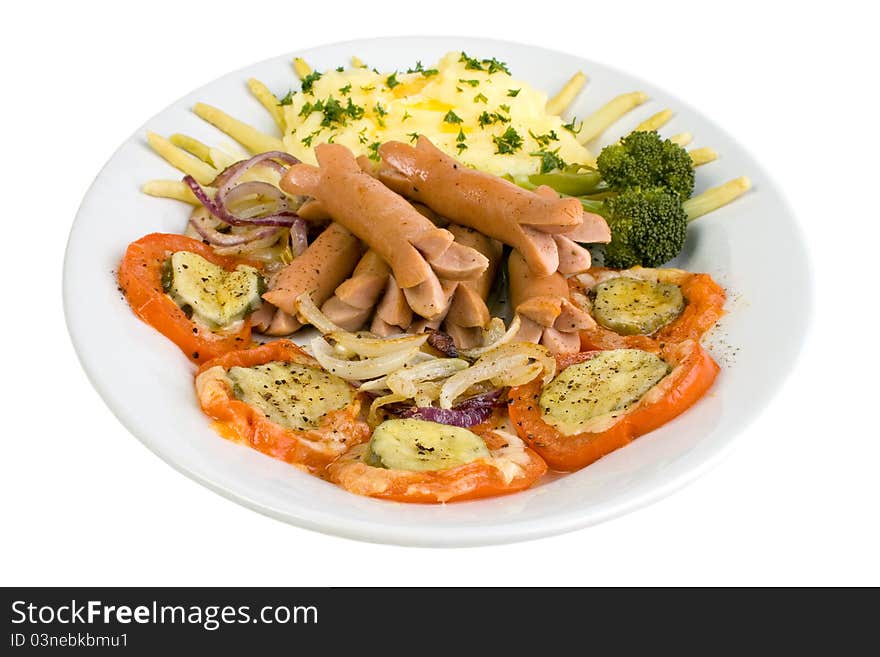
left=222, top=180, right=287, bottom=208
left=234, top=203, right=284, bottom=219
left=211, top=151, right=299, bottom=192
left=183, top=152, right=305, bottom=251
left=289, top=218, right=308, bottom=257
left=184, top=175, right=300, bottom=227
left=189, top=209, right=279, bottom=246
left=393, top=390, right=503, bottom=427
left=214, top=228, right=285, bottom=255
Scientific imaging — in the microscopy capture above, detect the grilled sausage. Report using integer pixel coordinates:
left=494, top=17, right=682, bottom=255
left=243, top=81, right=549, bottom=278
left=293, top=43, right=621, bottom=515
left=262, top=222, right=363, bottom=323
left=377, top=136, right=606, bottom=276
left=281, top=143, right=488, bottom=319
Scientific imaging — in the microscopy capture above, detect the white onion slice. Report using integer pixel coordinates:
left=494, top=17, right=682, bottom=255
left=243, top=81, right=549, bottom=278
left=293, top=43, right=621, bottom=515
left=368, top=393, right=409, bottom=426
left=439, top=342, right=555, bottom=409
left=476, top=342, right=556, bottom=386
left=386, top=358, right=469, bottom=398
left=294, top=292, right=343, bottom=335
left=491, top=361, right=543, bottom=388
left=294, top=293, right=430, bottom=359
left=412, top=382, right=443, bottom=407
left=358, top=377, right=391, bottom=393
left=440, top=357, right=523, bottom=409
left=328, top=331, right=429, bottom=359
left=458, top=314, right=522, bottom=359
left=310, top=337, right=422, bottom=382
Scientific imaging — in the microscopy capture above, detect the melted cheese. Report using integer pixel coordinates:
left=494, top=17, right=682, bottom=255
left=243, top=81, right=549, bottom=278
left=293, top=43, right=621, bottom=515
left=368, top=419, right=490, bottom=472
left=486, top=430, right=531, bottom=484
left=226, top=361, right=353, bottom=431
left=540, top=350, right=670, bottom=435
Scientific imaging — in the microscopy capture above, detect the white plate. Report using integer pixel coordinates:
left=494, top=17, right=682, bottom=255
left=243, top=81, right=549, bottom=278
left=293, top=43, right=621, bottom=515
left=64, top=36, right=811, bottom=547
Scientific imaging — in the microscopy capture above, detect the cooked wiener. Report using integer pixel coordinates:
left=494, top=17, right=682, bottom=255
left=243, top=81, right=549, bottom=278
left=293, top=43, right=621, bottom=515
left=410, top=278, right=459, bottom=333
left=442, top=225, right=503, bottom=343
left=508, top=250, right=594, bottom=354
left=377, top=136, right=609, bottom=276
left=321, top=250, right=392, bottom=331
left=281, top=143, right=489, bottom=319
left=375, top=275, right=414, bottom=330
left=261, top=222, right=363, bottom=330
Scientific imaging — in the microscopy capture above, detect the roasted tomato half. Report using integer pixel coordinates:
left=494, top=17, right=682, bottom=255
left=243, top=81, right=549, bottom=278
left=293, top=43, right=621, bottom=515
left=195, top=340, right=370, bottom=473
left=508, top=340, right=719, bottom=471
left=571, top=267, right=725, bottom=352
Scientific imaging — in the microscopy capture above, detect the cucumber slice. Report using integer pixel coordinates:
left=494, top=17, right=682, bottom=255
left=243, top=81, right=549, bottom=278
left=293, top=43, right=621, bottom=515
left=591, top=276, right=684, bottom=336
left=166, top=251, right=265, bottom=328
left=226, top=361, right=353, bottom=431
left=540, top=349, right=669, bottom=435
left=366, top=419, right=490, bottom=472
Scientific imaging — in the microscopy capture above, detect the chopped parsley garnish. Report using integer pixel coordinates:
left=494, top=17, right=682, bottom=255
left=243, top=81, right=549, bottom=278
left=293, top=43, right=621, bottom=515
left=402, top=110, right=412, bottom=122
left=360, top=85, right=376, bottom=92
left=346, top=98, right=366, bottom=120
left=456, top=128, right=467, bottom=154
left=499, top=103, right=511, bottom=113
left=320, top=97, right=349, bottom=127
left=492, top=126, right=523, bottom=154
left=300, top=96, right=365, bottom=128
left=458, top=78, right=480, bottom=88
left=407, top=61, right=439, bottom=77
left=562, top=117, right=583, bottom=135
left=358, top=128, right=368, bottom=145
left=277, top=90, right=294, bottom=106
left=529, top=129, right=559, bottom=148
left=336, top=66, right=345, bottom=72
left=459, top=52, right=511, bottom=75
left=477, top=111, right=510, bottom=128
left=459, top=52, right=485, bottom=71
left=300, top=71, right=322, bottom=94
left=338, top=83, right=352, bottom=95
left=407, top=132, right=420, bottom=143
left=483, top=57, right=511, bottom=75
left=531, top=148, right=567, bottom=173
left=474, top=93, right=488, bottom=104
left=367, top=141, right=382, bottom=161
left=443, top=110, right=464, bottom=124
left=507, top=88, right=521, bottom=97
left=300, top=129, right=322, bottom=147
left=386, top=72, right=400, bottom=89
left=373, top=102, right=388, bottom=127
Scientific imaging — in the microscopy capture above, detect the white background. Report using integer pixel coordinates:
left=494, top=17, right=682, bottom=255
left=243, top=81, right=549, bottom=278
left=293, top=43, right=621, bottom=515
left=1, top=0, right=877, bottom=586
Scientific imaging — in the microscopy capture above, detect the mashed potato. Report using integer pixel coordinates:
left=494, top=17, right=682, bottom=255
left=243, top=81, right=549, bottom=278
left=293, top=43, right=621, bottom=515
left=281, top=52, right=592, bottom=177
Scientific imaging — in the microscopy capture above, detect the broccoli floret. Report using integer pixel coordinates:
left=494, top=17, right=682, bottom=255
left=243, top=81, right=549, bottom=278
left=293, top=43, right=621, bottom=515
left=584, top=189, right=688, bottom=268
left=596, top=131, right=695, bottom=200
